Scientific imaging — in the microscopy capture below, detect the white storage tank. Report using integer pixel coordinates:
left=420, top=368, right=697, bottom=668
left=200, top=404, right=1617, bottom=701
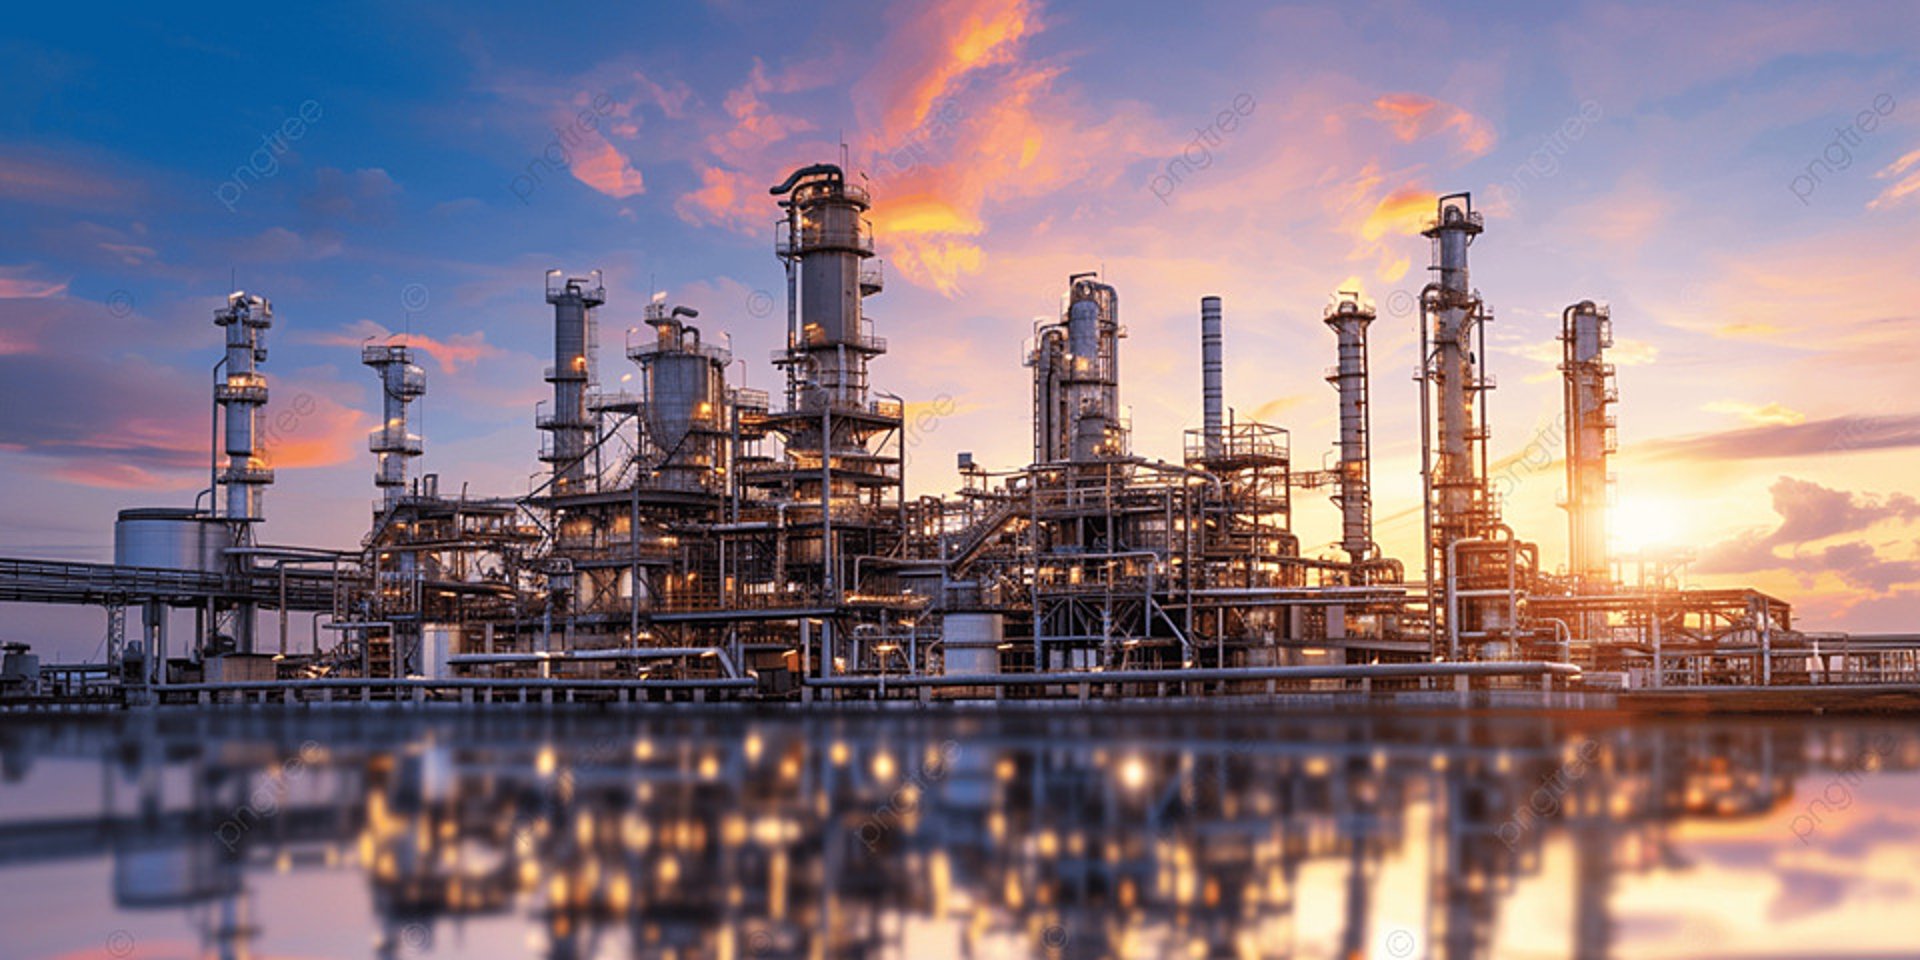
left=940, top=612, right=1003, bottom=676
left=114, top=508, right=232, bottom=572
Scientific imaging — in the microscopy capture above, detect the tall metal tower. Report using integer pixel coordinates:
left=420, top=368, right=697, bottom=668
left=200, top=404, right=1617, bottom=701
left=364, top=343, right=426, bottom=510
left=1200, top=296, right=1224, bottom=459
left=750, top=162, right=903, bottom=679
left=1561, top=300, right=1616, bottom=587
left=1325, top=291, right=1375, bottom=565
left=213, top=292, right=274, bottom=527
left=541, top=270, right=605, bottom=496
left=1418, top=193, right=1518, bottom=657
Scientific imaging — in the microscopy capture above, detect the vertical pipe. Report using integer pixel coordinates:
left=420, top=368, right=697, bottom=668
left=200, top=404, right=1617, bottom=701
left=1326, top=294, right=1374, bottom=565
left=1200, top=296, right=1223, bottom=458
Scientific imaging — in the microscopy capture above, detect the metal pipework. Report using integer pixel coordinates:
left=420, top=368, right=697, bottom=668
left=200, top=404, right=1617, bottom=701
left=770, top=163, right=878, bottom=416
left=631, top=300, right=730, bottom=495
left=1420, top=192, right=1487, bottom=548
left=1029, top=323, right=1069, bottom=463
left=1200, top=296, right=1223, bottom=458
left=363, top=342, right=426, bottom=509
left=541, top=269, right=605, bottom=494
left=213, top=291, right=274, bottom=523
left=1064, top=274, right=1122, bottom=462
left=1324, top=291, right=1374, bottom=564
left=1561, top=299, right=1614, bottom=586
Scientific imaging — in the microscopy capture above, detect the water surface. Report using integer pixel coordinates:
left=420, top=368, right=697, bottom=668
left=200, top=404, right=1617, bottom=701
left=1, top=708, right=1915, bottom=959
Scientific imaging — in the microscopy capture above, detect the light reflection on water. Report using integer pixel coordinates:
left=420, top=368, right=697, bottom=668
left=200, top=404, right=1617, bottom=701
left=1, top=710, right=1916, bottom=959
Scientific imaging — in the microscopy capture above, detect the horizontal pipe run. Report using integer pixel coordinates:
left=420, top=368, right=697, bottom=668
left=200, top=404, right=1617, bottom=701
left=807, top=661, right=1581, bottom=689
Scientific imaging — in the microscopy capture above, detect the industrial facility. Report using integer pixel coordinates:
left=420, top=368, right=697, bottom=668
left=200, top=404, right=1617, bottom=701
left=3, top=165, right=1915, bottom=707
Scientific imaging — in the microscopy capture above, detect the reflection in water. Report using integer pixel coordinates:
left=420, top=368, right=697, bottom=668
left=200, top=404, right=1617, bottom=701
left=0, top=712, right=1915, bottom=959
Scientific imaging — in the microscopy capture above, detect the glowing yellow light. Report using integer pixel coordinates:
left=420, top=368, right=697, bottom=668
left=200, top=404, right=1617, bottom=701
left=1612, top=494, right=1687, bottom=555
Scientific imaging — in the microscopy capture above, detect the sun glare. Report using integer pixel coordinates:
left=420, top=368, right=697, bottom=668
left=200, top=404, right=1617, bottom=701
left=1610, top=495, right=1686, bottom=555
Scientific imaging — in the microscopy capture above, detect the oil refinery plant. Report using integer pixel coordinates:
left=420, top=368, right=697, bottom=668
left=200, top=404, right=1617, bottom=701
left=2, top=164, right=1915, bottom=708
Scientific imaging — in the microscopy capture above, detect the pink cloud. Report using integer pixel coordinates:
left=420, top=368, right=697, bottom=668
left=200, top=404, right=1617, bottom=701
left=312, top=320, right=504, bottom=375
left=1369, top=92, right=1496, bottom=158
left=0, top=154, right=127, bottom=204
left=675, top=165, right=763, bottom=233
left=568, top=128, right=646, bottom=199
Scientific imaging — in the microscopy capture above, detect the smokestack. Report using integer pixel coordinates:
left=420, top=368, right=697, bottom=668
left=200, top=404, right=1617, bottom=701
left=1201, top=296, right=1223, bottom=458
left=1325, top=292, right=1374, bottom=564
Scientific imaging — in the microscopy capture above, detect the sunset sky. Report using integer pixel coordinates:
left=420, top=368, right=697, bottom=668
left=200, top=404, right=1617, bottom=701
left=2, top=0, right=1918, bottom=655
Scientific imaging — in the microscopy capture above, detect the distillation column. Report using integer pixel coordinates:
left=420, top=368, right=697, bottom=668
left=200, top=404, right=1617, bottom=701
left=212, top=291, right=273, bottom=655
left=541, top=271, right=605, bottom=495
left=1064, top=274, right=1124, bottom=462
left=214, top=292, right=274, bottom=525
left=1561, top=300, right=1616, bottom=587
left=1420, top=193, right=1524, bottom=658
left=1201, top=296, right=1224, bottom=458
left=633, top=302, right=730, bottom=495
left=763, top=163, right=901, bottom=608
left=364, top=343, right=426, bottom=510
left=1325, top=292, right=1375, bottom=565
left=1421, top=193, right=1490, bottom=552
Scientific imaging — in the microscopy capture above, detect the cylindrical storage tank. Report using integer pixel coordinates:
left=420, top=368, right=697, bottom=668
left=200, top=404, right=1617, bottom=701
left=646, top=351, right=721, bottom=460
left=940, top=612, right=1004, bottom=676
left=114, top=508, right=233, bottom=572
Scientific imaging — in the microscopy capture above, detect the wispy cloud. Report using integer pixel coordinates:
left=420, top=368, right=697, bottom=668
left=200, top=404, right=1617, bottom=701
left=1645, top=414, right=1920, bottom=461
left=1368, top=93, right=1495, bottom=158
left=1868, top=146, right=1920, bottom=210
left=312, top=319, right=504, bottom=375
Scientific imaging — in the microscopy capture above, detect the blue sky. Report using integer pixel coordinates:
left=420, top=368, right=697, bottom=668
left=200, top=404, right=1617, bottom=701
left=3, top=0, right=1920, bottom=654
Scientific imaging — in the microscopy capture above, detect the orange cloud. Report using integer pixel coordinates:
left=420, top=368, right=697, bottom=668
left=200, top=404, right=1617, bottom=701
left=716, top=59, right=818, bottom=156
left=258, top=396, right=367, bottom=470
left=1706, top=401, right=1806, bottom=427
left=675, top=165, right=764, bottom=233
left=314, top=321, right=504, bottom=375
left=864, top=0, right=1039, bottom=141
left=1369, top=93, right=1495, bottom=158
left=1340, top=180, right=1433, bottom=281
left=568, top=129, right=646, bottom=199
left=1360, top=184, right=1435, bottom=241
